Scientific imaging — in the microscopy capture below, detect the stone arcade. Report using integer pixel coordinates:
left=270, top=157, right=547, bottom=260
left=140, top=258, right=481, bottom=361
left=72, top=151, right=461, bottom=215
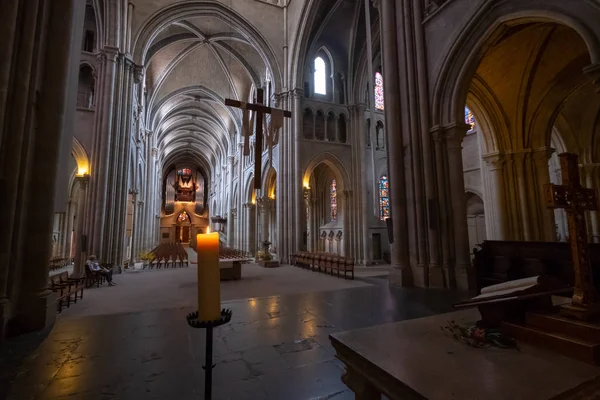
left=1, top=0, right=600, bottom=398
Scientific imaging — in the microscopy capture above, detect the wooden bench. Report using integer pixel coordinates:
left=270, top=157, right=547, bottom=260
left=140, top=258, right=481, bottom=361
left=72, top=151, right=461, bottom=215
left=293, top=251, right=354, bottom=279
left=85, top=264, right=106, bottom=287
left=49, top=271, right=84, bottom=313
left=473, top=240, right=600, bottom=292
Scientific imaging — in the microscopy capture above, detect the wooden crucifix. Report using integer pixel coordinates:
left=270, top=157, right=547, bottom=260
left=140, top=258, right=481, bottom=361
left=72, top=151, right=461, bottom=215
left=545, top=152, right=600, bottom=320
left=225, top=88, right=292, bottom=190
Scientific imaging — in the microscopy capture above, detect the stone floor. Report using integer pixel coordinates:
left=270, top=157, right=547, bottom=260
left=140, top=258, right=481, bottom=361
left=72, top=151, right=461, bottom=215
left=2, top=268, right=468, bottom=400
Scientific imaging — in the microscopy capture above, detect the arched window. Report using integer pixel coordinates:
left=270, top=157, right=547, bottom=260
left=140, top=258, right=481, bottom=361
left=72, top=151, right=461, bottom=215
left=330, top=180, right=337, bottom=222
left=314, top=57, right=327, bottom=95
left=177, top=211, right=191, bottom=224
left=375, top=72, right=384, bottom=111
left=379, top=176, right=390, bottom=221
left=465, top=106, right=475, bottom=132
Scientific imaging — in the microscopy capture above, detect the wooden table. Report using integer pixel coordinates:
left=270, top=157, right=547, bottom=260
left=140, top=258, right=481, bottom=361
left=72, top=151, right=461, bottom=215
left=330, top=309, right=600, bottom=400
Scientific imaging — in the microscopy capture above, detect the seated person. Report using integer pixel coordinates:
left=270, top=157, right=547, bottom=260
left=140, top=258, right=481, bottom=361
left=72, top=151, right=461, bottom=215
left=86, top=255, right=116, bottom=286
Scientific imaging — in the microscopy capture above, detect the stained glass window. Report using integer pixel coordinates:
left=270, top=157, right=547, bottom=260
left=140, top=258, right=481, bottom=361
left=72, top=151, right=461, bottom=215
left=379, top=176, right=390, bottom=221
left=330, top=180, right=337, bottom=222
left=375, top=72, right=384, bottom=111
left=178, top=168, right=192, bottom=176
left=314, top=57, right=326, bottom=95
left=177, top=211, right=190, bottom=224
left=465, top=106, right=475, bottom=132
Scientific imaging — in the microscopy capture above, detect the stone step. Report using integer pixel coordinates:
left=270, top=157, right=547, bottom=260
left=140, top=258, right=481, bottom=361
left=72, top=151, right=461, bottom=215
left=526, top=312, right=600, bottom=343
left=501, top=321, right=600, bottom=365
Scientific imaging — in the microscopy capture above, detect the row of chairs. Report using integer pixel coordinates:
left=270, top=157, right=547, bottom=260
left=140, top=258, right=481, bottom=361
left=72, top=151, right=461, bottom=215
left=220, top=246, right=252, bottom=260
left=49, top=256, right=71, bottom=271
left=292, top=252, right=355, bottom=279
left=145, top=242, right=189, bottom=269
left=49, top=271, right=85, bottom=313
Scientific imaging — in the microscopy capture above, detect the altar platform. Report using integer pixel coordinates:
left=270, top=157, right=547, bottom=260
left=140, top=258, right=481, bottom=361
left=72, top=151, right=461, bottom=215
left=330, top=309, right=600, bottom=400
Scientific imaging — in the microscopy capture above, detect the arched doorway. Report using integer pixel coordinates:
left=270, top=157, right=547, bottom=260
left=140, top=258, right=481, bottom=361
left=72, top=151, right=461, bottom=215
left=175, top=211, right=192, bottom=244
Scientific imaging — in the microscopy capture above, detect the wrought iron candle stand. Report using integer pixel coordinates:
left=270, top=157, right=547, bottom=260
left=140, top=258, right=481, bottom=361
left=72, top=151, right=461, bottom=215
left=186, top=309, right=233, bottom=400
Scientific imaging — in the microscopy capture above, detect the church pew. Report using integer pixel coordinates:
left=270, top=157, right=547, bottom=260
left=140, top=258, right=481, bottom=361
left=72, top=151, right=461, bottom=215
left=49, top=271, right=85, bottom=312
left=291, top=251, right=354, bottom=279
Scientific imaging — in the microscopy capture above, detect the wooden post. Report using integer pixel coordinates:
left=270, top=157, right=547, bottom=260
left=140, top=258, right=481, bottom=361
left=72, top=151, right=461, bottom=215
left=544, top=153, right=600, bottom=320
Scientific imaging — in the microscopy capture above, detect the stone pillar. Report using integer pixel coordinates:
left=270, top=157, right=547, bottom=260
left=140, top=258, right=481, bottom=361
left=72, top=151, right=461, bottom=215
left=309, top=196, right=317, bottom=252
left=445, top=124, right=473, bottom=290
left=293, top=89, right=304, bottom=255
left=145, top=145, right=158, bottom=250
left=483, top=154, right=508, bottom=240
left=73, top=176, right=90, bottom=276
left=244, top=203, right=256, bottom=255
left=431, top=127, right=452, bottom=287
left=380, top=0, right=409, bottom=284
left=227, top=155, right=234, bottom=247
left=64, top=199, right=76, bottom=259
left=8, top=0, right=86, bottom=334
left=533, top=147, right=556, bottom=241
left=342, top=190, right=352, bottom=256
left=511, top=151, right=533, bottom=240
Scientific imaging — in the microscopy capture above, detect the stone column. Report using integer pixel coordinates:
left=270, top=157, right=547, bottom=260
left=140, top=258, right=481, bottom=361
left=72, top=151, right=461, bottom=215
left=431, top=127, right=452, bottom=286
left=483, top=153, right=508, bottom=240
left=511, top=151, right=533, bottom=241
left=14, top=0, right=86, bottom=333
left=293, top=89, right=304, bottom=255
left=243, top=203, right=255, bottom=254
left=342, top=190, right=352, bottom=256
left=445, top=124, right=473, bottom=290
left=533, top=147, right=556, bottom=241
left=64, top=199, right=76, bottom=259
left=145, top=145, right=158, bottom=250
left=308, top=193, right=320, bottom=252
left=73, top=176, right=90, bottom=276
left=227, top=155, right=234, bottom=247
left=380, top=0, right=409, bottom=284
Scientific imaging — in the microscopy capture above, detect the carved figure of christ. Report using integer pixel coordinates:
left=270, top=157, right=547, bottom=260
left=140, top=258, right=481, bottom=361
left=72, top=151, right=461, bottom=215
left=225, top=88, right=292, bottom=190
left=545, top=152, right=600, bottom=320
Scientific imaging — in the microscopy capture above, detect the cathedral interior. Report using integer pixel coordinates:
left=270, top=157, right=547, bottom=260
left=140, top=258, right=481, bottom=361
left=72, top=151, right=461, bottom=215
left=1, top=0, right=600, bottom=399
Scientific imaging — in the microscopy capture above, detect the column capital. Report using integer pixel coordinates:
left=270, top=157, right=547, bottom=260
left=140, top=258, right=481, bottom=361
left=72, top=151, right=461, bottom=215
left=342, top=189, right=353, bottom=199
left=227, top=155, right=235, bottom=164
left=583, top=63, right=600, bottom=93
left=483, top=153, right=505, bottom=170
left=133, top=65, right=144, bottom=83
left=579, top=163, right=600, bottom=176
left=97, top=46, right=120, bottom=63
left=231, top=208, right=238, bottom=217
left=152, top=147, right=159, bottom=157
left=371, top=0, right=380, bottom=9
left=243, top=202, right=255, bottom=210
left=291, top=88, right=304, bottom=99
left=75, top=174, right=90, bottom=186
left=532, top=146, right=555, bottom=162
left=443, top=123, right=471, bottom=149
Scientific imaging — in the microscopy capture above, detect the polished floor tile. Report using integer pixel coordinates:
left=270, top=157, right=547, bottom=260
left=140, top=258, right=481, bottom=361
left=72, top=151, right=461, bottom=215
left=2, top=275, right=467, bottom=400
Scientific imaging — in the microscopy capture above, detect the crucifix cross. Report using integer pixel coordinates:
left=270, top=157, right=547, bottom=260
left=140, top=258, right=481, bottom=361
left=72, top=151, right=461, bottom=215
left=544, top=152, right=600, bottom=320
left=225, top=88, right=292, bottom=190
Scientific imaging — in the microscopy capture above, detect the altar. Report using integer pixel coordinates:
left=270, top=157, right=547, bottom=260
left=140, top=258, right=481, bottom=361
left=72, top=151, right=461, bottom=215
left=330, top=309, right=600, bottom=400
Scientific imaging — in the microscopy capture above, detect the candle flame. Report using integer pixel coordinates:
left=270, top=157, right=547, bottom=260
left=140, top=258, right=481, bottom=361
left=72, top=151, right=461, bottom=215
left=206, top=226, right=211, bottom=234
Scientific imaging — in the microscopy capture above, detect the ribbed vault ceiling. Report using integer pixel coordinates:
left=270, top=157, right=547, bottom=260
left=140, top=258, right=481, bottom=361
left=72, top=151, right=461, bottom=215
left=144, top=14, right=270, bottom=178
